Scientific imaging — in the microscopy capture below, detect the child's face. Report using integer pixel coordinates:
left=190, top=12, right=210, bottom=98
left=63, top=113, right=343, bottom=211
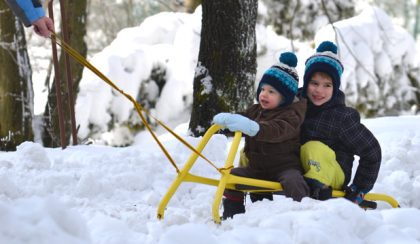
left=307, top=72, right=333, bottom=106
left=259, top=84, right=283, bottom=110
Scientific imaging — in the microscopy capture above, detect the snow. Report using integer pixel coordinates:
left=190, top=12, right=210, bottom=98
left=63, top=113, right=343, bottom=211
left=1, top=116, right=420, bottom=243
left=74, top=10, right=201, bottom=142
left=68, top=5, right=419, bottom=144
left=8, top=2, right=420, bottom=244
left=315, top=7, right=418, bottom=114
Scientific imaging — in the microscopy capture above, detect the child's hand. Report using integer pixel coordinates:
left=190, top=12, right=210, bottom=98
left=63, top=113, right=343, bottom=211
left=212, top=113, right=260, bottom=136
left=344, top=184, right=367, bottom=205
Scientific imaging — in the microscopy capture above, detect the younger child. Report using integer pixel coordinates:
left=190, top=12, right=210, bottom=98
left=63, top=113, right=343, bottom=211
left=213, top=52, right=309, bottom=219
left=299, top=41, right=382, bottom=204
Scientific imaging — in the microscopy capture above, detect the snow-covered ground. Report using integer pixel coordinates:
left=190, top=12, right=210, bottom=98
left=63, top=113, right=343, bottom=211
left=9, top=2, right=420, bottom=243
left=1, top=115, right=420, bottom=244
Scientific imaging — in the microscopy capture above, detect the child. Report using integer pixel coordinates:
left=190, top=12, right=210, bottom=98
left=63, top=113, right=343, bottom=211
left=299, top=41, right=382, bottom=204
left=213, top=52, right=309, bottom=219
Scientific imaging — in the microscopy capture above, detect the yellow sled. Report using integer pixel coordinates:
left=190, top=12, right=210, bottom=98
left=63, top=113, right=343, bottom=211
left=157, top=124, right=400, bottom=224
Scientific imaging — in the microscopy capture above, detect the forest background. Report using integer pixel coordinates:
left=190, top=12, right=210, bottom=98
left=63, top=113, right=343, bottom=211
left=0, top=0, right=420, bottom=149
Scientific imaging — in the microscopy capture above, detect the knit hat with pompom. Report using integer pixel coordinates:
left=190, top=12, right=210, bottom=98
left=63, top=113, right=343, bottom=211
left=256, top=52, right=299, bottom=106
left=303, top=41, right=344, bottom=98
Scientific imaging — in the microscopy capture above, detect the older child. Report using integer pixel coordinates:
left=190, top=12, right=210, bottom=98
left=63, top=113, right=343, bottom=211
left=213, top=52, right=309, bottom=219
left=300, top=41, right=382, bottom=204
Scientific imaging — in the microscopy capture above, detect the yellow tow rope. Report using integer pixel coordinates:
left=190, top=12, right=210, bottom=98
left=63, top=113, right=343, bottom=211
left=49, top=33, right=229, bottom=173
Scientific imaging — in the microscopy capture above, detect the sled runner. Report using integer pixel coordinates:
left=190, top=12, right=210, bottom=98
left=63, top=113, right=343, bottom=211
left=157, top=124, right=400, bottom=224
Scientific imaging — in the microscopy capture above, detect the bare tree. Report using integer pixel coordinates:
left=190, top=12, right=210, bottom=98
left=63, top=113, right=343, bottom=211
left=42, top=0, right=88, bottom=147
left=0, top=2, right=34, bottom=150
left=85, top=0, right=170, bottom=54
left=261, top=0, right=355, bottom=41
left=189, top=0, right=258, bottom=136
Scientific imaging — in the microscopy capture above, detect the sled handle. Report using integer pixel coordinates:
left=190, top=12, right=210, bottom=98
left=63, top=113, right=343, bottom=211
left=332, top=190, right=400, bottom=208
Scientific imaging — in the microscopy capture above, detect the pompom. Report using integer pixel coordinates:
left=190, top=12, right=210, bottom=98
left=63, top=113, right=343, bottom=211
left=279, top=52, right=298, bottom=68
left=316, top=41, right=337, bottom=54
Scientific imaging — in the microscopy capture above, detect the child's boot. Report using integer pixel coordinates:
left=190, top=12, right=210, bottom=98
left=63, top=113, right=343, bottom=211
left=249, top=192, right=273, bottom=203
left=222, top=198, right=245, bottom=220
left=305, top=177, right=332, bottom=200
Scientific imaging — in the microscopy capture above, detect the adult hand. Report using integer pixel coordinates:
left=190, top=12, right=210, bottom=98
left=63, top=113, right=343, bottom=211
left=32, top=16, right=54, bottom=38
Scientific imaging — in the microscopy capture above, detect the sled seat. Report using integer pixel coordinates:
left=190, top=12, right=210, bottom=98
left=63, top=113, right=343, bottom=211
left=157, top=124, right=400, bottom=224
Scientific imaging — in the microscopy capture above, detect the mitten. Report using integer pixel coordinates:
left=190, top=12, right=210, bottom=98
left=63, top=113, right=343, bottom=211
left=344, top=184, right=368, bottom=205
left=212, top=113, right=260, bottom=136
left=305, top=177, right=332, bottom=201
left=212, top=113, right=232, bottom=127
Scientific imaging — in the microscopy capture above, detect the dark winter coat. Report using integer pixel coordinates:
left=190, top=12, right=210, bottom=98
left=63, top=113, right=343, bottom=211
left=240, top=98, right=307, bottom=176
left=300, top=89, right=381, bottom=191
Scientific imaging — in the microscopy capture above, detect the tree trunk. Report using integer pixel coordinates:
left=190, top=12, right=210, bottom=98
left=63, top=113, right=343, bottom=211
left=0, top=2, right=34, bottom=151
left=189, top=0, right=258, bottom=136
left=42, top=0, right=88, bottom=147
left=413, top=0, right=420, bottom=40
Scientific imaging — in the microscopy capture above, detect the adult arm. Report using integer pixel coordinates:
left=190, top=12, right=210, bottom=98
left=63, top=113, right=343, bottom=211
left=4, top=0, right=53, bottom=37
left=5, top=0, right=45, bottom=26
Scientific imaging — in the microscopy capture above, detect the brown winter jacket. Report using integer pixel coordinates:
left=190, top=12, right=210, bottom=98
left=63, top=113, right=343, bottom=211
left=241, top=98, right=307, bottom=175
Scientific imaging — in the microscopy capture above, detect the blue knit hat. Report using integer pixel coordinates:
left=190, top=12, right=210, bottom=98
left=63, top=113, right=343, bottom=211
left=256, top=52, right=299, bottom=106
left=303, top=41, right=344, bottom=98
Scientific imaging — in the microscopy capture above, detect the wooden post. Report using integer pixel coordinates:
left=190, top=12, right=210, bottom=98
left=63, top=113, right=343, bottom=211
left=47, top=0, right=78, bottom=148
left=59, top=0, right=78, bottom=145
left=48, top=1, right=66, bottom=149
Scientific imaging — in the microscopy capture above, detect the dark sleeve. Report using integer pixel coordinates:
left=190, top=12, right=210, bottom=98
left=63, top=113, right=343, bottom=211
left=240, top=102, right=305, bottom=143
left=339, top=109, right=382, bottom=191
left=256, top=111, right=300, bottom=143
